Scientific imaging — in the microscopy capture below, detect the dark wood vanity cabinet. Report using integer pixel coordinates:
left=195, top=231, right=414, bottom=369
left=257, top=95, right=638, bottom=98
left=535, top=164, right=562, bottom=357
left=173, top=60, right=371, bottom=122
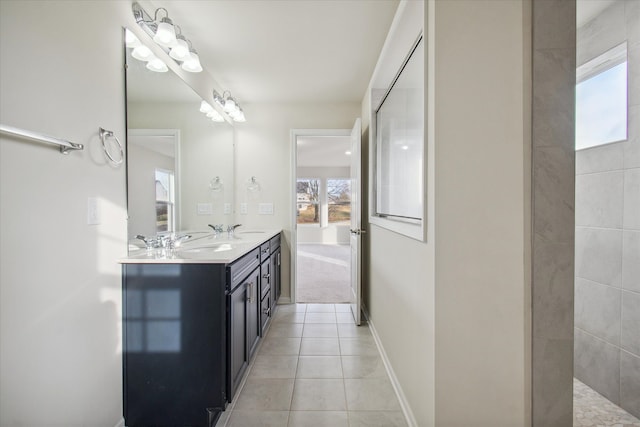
left=122, top=233, right=283, bottom=425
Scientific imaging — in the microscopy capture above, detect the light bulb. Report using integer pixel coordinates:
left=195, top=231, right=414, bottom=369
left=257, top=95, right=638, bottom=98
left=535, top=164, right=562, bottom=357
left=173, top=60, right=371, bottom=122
left=224, top=97, right=238, bottom=114
left=125, top=29, right=141, bottom=48
left=153, top=18, right=177, bottom=48
left=210, top=112, right=225, bottom=122
left=181, top=49, right=202, bottom=73
left=232, top=109, right=246, bottom=122
left=200, top=100, right=214, bottom=114
left=146, top=57, right=168, bottom=72
left=132, top=45, right=154, bottom=61
left=169, top=35, right=190, bottom=61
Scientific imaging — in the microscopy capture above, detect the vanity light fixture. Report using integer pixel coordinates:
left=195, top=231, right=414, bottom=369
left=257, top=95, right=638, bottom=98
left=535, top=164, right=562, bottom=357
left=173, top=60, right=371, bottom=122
left=146, top=57, right=168, bottom=73
left=132, top=2, right=202, bottom=73
left=125, top=28, right=141, bottom=48
left=199, top=101, right=225, bottom=123
left=151, top=8, right=177, bottom=48
left=213, top=91, right=247, bottom=123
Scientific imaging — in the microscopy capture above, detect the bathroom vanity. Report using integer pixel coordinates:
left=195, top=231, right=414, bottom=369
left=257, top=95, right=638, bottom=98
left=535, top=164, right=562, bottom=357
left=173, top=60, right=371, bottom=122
left=119, top=230, right=282, bottom=427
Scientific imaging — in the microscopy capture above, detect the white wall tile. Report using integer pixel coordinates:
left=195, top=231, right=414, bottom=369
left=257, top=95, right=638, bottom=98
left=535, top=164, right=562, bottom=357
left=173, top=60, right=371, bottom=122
left=620, top=351, right=640, bottom=418
left=574, top=329, right=621, bottom=403
left=576, top=172, right=623, bottom=228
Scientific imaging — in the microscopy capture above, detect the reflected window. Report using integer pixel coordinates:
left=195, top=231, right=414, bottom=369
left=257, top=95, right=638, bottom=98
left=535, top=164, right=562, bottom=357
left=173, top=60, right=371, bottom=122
left=155, top=169, right=175, bottom=232
left=297, top=178, right=320, bottom=225
left=327, top=179, right=351, bottom=224
left=126, top=289, right=181, bottom=353
left=576, top=42, right=628, bottom=150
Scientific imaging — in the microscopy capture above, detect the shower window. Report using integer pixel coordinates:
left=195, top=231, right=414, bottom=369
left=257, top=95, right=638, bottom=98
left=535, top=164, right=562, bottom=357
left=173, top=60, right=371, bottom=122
left=576, top=42, right=628, bottom=150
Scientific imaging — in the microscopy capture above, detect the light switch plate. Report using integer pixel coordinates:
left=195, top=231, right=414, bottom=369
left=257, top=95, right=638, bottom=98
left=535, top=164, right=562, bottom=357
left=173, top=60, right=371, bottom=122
left=224, top=203, right=232, bottom=214
left=240, top=203, right=248, bottom=215
left=197, top=203, right=213, bottom=215
left=87, top=197, right=100, bottom=225
left=258, top=203, right=274, bottom=215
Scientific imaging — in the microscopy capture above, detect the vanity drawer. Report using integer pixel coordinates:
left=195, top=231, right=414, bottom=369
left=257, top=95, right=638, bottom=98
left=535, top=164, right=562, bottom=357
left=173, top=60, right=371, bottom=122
left=270, top=234, right=281, bottom=252
left=259, top=242, right=270, bottom=262
left=228, top=248, right=260, bottom=291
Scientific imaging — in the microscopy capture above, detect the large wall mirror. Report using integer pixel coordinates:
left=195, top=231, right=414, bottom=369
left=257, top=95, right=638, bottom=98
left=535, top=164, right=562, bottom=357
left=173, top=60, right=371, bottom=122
left=124, top=28, right=234, bottom=249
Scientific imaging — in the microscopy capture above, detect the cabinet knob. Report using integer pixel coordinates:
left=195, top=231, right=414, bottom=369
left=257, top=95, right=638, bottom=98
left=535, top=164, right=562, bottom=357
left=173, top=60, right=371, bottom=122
left=262, top=273, right=270, bottom=279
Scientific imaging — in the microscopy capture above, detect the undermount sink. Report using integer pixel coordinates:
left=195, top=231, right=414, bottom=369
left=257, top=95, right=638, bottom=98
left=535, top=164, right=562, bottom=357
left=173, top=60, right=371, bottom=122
left=236, top=231, right=266, bottom=235
left=178, top=243, right=234, bottom=253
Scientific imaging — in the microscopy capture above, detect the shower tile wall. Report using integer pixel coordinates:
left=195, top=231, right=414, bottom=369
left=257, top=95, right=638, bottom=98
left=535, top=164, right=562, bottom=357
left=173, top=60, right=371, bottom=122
left=575, top=0, right=640, bottom=418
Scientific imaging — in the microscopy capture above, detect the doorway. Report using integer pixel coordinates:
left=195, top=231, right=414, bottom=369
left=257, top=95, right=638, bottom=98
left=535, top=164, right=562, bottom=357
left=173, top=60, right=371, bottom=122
left=291, top=130, right=353, bottom=304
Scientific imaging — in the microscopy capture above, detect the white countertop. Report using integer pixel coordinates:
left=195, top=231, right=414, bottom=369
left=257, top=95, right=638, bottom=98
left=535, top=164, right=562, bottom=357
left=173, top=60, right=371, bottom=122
left=118, top=229, right=281, bottom=264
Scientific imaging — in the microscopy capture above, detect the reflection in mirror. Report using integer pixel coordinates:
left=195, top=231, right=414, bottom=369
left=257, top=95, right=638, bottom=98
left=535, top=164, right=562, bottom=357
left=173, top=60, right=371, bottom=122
left=124, top=28, right=234, bottom=249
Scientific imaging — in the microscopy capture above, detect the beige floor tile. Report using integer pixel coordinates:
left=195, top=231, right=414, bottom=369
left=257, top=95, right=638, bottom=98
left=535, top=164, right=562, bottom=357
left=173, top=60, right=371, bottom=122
left=300, top=338, right=340, bottom=355
left=334, top=304, right=351, bottom=313
left=234, top=378, right=294, bottom=411
left=306, top=303, right=336, bottom=312
left=302, top=323, right=338, bottom=338
left=291, top=379, right=347, bottom=411
left=273, top=312, right=306, bottom=324
left=276, top=304, right=307, bottom=313
left=337, top=323, right=371, bottom=338
left=268, top=323, right=304, bottom=338
left=339, top=337, right=378, bottom=356
left=336, top=313, right=354, bottom=323
left=304, top=312, right=337, bottom=323
left=344, top=378, right=401, bottom=411
left=348, top=411, right=408, bottom=427
left=250, top=355, right=298, bottom=379
left=227, top=410, right=290, bottom=427
left=287, top=411, right=348, bottom=427
left=296, top=356, right=343, bottom=378
left=341, top=355, right=387, bottom=379
left=259, top=337, right=301, bottom=356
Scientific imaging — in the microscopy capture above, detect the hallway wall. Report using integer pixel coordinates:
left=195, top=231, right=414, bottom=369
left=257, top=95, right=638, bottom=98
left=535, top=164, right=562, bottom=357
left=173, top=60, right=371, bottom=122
left=574, top=0, right=640, bottom=417
left=362, top=1, right=531, bottom=425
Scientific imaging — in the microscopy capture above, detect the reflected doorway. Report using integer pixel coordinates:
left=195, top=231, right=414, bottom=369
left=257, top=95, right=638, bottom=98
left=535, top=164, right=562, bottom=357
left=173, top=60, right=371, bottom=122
left=294, top=133, right=353, bottom=304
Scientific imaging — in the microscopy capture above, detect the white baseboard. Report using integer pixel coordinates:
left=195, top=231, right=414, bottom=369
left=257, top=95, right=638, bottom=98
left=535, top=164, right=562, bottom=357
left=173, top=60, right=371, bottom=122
left=362, top=307, right=418, bottom=427
left=114, top=418, right=125, bottom=427
left=277, top=296, right=292, bottom=304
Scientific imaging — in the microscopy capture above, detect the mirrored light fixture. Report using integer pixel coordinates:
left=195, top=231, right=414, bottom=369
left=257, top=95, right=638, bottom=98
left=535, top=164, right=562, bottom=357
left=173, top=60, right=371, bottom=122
left=199, top=101, right=225, bottom=123
left=213, top=91, right=247, bottom=122
left=146, top=57, right=168, bottom=73
left=125, top=28, right=141, bottom=48
left=132, top=2, right=202, bottom=73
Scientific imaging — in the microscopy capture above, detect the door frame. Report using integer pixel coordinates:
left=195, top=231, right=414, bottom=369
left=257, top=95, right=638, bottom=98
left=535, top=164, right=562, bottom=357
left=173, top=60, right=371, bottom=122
left=289, top=128, right=352, bottom=304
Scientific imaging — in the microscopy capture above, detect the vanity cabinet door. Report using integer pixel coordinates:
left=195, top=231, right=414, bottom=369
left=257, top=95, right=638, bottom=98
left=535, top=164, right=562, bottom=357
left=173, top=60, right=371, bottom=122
left=270, top=246, right=281, bottom=308
left=227, top=267, right=260, bottom=401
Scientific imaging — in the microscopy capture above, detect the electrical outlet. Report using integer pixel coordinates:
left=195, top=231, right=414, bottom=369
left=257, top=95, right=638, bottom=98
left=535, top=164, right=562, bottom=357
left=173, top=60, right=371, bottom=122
left=240, top=203, right=248, bottom=215
left=87, top=197, right=100, bottom=225
left=258, top=203, right=274, bottom=215
left=224, top=203, right=232, bottom=214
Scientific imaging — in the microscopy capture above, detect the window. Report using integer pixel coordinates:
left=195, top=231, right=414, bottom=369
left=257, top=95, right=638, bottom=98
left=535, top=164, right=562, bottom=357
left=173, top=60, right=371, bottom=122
left=576, top=42, right=628, bottom=150
left=155, top=169, right=175, bottom=232
left=327, top=179, right=351, bottom=224
left=296, top=178, right=320, bottom=225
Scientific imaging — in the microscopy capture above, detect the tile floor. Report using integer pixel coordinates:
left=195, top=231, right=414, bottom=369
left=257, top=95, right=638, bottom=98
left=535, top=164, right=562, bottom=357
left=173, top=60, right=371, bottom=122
left=216, top=303, right=407, bottom=427
left=574, top=378, right=640, bottom=427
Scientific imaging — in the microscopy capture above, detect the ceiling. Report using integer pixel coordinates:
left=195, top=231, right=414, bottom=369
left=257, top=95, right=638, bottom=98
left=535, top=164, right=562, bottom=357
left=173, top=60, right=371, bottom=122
left=297, top=136, right=351, bottom=167
left=146, top=0, right=399, bottom=105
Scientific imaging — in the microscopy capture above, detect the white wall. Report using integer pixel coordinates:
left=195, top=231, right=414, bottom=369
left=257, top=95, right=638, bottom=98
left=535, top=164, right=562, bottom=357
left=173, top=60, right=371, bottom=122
left=234, top=103, right=360, bottom=301
left=362, top=1, right=531, bottom=426
left=0, top=2, right=132, bottom=426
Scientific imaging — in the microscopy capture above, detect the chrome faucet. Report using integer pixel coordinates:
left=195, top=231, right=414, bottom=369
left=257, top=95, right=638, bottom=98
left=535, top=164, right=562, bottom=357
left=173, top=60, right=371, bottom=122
left=208, top=224, right=224, bottom=235
left=227, top=224, right=242, bottom=237
left=135, top=233, right=191, bottom=250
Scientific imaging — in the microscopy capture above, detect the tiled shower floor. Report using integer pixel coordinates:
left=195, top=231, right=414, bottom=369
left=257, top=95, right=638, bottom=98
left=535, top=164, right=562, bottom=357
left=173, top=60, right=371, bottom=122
left=574, top=378, right=640, bottom=427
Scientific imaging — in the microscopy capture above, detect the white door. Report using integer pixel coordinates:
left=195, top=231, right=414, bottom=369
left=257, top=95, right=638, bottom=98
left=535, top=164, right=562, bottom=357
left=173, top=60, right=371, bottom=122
left=349, top=119, right=363, bottom=325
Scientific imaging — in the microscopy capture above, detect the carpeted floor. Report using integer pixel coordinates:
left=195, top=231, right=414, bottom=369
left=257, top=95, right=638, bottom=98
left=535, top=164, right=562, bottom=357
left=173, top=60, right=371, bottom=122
left=296, top=243, right=352, bottom=303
